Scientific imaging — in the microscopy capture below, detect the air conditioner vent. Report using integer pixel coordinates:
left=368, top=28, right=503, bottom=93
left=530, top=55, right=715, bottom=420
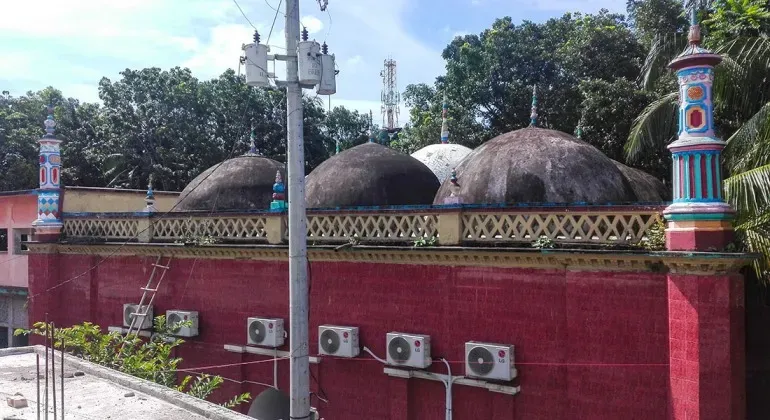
left=318, top=325, right=359, bottom=358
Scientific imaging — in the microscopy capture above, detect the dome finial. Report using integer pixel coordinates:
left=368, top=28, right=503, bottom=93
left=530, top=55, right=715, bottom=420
left=143, top=174, right=157, bottom=213
left=368, top=110, right=375, bottom=143
left=688, top=8, right=701, bottom=46
left=270, top=170, right=287, bottom=210
left=575, top=124, right=583, bottom=140
left=43, top=104, right=56, bottom=138
left=440, top=94, right=449, bottom=144
left=247, top=129, right=259, bottom=155
left=443, top=168, right=462, bottom=205
left=529, top=85, right=538, bottom=127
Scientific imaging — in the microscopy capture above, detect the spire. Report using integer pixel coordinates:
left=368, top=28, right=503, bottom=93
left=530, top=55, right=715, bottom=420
left=440, top=94, right=449, bottom=144
left=43, top=105, right=56, bottom=139
left=270, top=170, right=287, bottom=211
left=368, top=110, right=375, bottom=143
left=143, top=175, right=157, bottom=213
left=688, top=8, right=700, bottom=45
left=246, top=129, right=259, bottom=156
left=575, top=124, right=583, bottom=140
left=529, top=85, right=538, bottom=127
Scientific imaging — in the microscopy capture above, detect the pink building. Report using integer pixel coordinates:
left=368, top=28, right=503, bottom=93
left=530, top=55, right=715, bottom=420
left=0, top=190, right=37, bottom=348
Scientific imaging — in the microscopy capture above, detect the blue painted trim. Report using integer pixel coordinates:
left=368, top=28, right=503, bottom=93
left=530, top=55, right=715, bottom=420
left=683, top=103, right=710, bottom=134
left=694, top=154, right=702, bottom=199
left=684, top=155, right=691, bottom=199
left=677, top=67, right=713, bottom=78
left=706, top=154, right=714, bottom=199
left=672, top=155, right=679, bottom=200
left=0, top=287, right=28, bottom=297
left=683, top=82, right=708, bottom=104
left=666, top=212, right=733, bottom=221
left=716, top=160, right=722, bottom=199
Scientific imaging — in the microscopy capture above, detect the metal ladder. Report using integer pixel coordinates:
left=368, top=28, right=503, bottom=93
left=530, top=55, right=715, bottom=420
left=125, top=255, right=173, bottom=338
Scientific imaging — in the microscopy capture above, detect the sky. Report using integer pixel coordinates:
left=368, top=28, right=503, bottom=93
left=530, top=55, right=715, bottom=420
left=0, top=0, right=627, bottom=125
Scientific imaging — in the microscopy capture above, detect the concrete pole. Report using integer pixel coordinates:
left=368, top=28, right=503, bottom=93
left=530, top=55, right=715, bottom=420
left=284, top=0, right=311, bottom=418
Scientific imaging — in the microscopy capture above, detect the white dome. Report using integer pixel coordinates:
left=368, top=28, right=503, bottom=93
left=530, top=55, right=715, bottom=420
left=410, top=143, right=473, bottom=183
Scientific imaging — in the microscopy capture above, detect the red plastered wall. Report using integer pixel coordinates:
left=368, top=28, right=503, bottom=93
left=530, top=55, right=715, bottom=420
left=29, top=253, right=680, bottom=419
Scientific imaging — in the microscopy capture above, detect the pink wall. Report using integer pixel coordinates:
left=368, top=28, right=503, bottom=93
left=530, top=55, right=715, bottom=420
left=0, top=192, right=37, bottom=289
left=28, top=252, right=740, bottom=420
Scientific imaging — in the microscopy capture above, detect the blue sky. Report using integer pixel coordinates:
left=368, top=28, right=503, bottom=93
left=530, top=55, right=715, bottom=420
left=0, top=0, right=627, bottom=124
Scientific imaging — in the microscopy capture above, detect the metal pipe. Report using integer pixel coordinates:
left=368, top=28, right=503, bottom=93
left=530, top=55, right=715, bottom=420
left=284, top=0, right=310, bottom=418
left=44, top=314, right=48, bottom=420
left=61, top=337, right=64, bottom=420
left=51, top=324, right=56, bottom=420
left=36, top=353, right=41, bottom=420
left=440, top=358, right=453, bottom=420
left=274, top=348, right=278, bottom=389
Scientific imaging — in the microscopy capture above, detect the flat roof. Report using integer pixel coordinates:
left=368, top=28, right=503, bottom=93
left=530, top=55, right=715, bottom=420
left=0, top=346, right=253, bottom=420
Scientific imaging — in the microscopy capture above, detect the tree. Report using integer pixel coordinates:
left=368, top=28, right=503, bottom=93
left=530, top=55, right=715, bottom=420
left=323, top=106, right=372, bottom=151
left=627, top=0, right=688, bottom=47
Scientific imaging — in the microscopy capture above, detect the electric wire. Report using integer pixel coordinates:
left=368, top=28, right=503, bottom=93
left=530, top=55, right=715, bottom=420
left=232, top=0, right=258, bottom=30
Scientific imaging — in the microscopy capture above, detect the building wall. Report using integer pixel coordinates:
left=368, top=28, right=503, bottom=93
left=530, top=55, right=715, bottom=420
left=62, top=187, right=180, bottom=213
left=0, top=192, right=37, bottom=347
left=27, top=251, right=700, bottom=420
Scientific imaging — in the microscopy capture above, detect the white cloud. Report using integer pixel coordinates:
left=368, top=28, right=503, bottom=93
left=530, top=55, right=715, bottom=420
left=301, top=16, right=324, bottom=34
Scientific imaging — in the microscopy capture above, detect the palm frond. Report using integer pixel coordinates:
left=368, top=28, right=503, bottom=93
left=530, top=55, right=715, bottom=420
left=724, top=163, right=770, bottom=219
left=724, top=102, right=770, bottom=173
left=713, top=38, right=770, bottom=123
left=625, top=92, right=679, bottom=162
left=639, top=34, right=688, bottom=90
left=735, top=219, right=770, bottom=282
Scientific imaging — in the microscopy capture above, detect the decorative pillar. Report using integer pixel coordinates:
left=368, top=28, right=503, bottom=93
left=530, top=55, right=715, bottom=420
left=32, top=105, right=63, bottom=243
left=438, top=169, right=463, bottom=245
left=664, top=11, right=734, bottom=251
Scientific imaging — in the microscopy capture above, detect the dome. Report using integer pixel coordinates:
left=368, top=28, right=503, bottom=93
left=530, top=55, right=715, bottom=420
left=176, top=155, right=285, bottom=211
left=612, top=161, right=669, bottom=202
left=411, top=143, right=473, bottom=183
left=433, top=127, right=638, bottom=205
left=306, top=142, right=440, bottom=208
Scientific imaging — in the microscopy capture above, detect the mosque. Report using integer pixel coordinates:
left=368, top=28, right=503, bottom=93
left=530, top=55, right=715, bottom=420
left=25, top=13, right=750, bottom=420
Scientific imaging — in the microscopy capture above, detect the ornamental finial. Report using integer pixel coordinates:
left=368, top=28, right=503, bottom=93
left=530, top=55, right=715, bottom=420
left=369, top=110, right=375, bottom=143
left=247, top=129, right=259, bottom=155
left=575, top=124, right=583, bottom=140
left=143, top=175, right=157, bottom=213
left=530, top=85, right=538, bottom=127
left=270, top=170, right=287, bottom=210
left=43, top=105, right=56, bottom=138
left=440, top=94, right=449, bottom=144
left=688, top=8, right=701, bottom=46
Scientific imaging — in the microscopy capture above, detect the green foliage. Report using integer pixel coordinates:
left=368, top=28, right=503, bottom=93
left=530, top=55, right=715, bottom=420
left=532, top=236, right=556, bottom=249
left=643, top=216, right=667, bottom=251
left=703, top=0, right=770, bottom=43
left=15, top=317, right=250, bottom=409
left=413, top=236, right=438, bottom=248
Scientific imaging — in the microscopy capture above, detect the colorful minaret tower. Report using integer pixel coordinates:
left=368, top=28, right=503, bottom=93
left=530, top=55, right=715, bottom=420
left=440, top=94, right=449, bottom=144
left=663, top=9, right=734, bottom=251
left=32, top=105, right=63, bottom=242
left=530, top=85, right=538, bottom=127
left=270, top=170, right=287, bottom=210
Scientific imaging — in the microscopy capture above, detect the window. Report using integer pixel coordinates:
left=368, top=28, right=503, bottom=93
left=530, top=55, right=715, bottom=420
left=0, top=229, right=7, bottom=252
left=13, top=229, right=31, bottom=254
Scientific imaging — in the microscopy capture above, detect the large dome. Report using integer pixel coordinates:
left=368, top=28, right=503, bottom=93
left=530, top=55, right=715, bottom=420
left=612, top=161, right=669, bottom=202
left=433, top=127, right=638, bottom=205
left=306, top=142, right=440, bottom=208
left=176, top=155, right=285, bottom=211
left=411, top=143, right=473, bottom=183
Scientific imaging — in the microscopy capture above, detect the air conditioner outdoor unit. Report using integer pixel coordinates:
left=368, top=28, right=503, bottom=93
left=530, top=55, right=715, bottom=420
left=464, top=341, right=517, bottom=381
left=122, top=304, right=154, bottom=330
left=386, top=332, right=431, bottom=369
left=166, top=310, right=199, bottom=337
left=247, top=317, right=285, bottom=348
left=318, top=325, right=359, bottom=358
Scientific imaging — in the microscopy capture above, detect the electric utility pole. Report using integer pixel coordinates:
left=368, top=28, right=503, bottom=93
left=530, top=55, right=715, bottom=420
left=284, top=0, right=311, bottom=418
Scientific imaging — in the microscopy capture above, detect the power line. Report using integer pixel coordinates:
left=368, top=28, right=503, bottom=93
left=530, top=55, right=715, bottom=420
left=232, top=0, right=257, bottom=30
left=267, top=0, right=283, bottom=46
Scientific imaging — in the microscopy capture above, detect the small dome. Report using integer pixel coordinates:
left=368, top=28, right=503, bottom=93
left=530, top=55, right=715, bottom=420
left=411, top=143, right=473, bottom=183
left=612, top=161, right=669, bottom=202
left=306, top=142, right=440, bottom=208
left=176, top=155, right=285, bottom=211
left=433, top=127, right=638, bottom=204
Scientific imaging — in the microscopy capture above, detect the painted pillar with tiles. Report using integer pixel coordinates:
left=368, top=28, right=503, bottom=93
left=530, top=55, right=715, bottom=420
left=32, top=105, right=63, bottom=243
left=664, top=11, right=734, bottom=251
